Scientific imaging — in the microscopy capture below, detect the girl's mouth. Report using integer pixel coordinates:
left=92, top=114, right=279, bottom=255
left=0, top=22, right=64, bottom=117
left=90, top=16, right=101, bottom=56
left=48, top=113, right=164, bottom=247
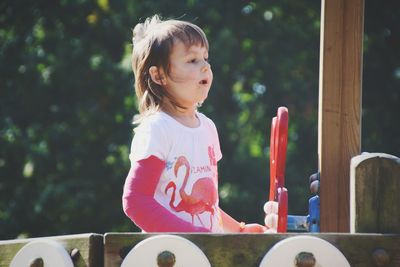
left=200, top=79, right=208, bottom=85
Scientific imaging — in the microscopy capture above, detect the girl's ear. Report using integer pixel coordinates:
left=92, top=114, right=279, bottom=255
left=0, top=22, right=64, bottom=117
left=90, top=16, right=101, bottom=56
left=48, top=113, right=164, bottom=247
left=149, top=66, right=166, bottom=86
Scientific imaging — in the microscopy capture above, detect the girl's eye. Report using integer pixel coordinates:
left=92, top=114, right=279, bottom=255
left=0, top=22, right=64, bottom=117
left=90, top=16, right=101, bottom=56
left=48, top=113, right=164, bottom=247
left=188, top=58, right=209, bottom=63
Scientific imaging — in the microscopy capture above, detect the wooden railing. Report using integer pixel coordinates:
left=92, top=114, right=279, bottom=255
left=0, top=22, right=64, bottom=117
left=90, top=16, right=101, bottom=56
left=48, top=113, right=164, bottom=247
left=1, top=233, right=400, bottom=267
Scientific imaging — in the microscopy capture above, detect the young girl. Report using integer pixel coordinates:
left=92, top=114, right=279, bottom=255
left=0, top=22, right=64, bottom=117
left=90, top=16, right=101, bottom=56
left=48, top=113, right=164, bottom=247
left=122, top=15, right=266, bottom=233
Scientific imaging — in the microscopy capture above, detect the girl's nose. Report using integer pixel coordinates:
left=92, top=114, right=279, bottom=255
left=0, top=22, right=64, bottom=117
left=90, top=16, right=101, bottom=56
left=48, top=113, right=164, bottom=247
left=201, top=62, right=210, bottom=72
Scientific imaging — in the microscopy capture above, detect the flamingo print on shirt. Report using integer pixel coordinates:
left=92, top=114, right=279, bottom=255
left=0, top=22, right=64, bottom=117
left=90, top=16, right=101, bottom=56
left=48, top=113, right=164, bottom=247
left=164, top=155, right=218, bottom=230
left=208, top=145, right=217, bottom=166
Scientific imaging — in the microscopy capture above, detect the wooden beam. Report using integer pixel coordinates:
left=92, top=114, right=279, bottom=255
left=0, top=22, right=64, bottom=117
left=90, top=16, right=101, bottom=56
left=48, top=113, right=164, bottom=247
left=318, top=0, right=364, bottom=232
left=104, top=233, right=400, bottom=267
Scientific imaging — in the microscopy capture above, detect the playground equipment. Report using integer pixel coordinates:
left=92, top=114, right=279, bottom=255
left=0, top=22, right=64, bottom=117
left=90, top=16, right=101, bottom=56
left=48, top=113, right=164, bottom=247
left=265, top=107, right=320, bottom=233
left=9, top=239, right=74, bottom=267
left=259, top=235, right=350, bottom=267
left=307, top=172, right=320, bottom=232
left=2, top=230, right=399, bottom=267
left=3, top=108, right=398, bottom=266
left=120, top=235, right=211, bottom=267
left=1, top=115, right=399, bottom=267
left=264, top=107, right=289, bottom=233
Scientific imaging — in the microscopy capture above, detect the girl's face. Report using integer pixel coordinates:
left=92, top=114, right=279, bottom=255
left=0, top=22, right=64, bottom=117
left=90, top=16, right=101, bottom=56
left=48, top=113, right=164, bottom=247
left=163, top=40, right=213, bottom=109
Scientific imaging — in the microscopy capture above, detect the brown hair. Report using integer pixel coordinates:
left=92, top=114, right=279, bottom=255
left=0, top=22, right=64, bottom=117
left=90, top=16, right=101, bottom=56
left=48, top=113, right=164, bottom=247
left=131, top=15, right=209, bottom=123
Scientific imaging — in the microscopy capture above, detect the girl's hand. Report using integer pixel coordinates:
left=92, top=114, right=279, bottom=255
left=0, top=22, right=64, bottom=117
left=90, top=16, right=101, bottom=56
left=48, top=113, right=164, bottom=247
left=241, top=223, right=267, bottom=233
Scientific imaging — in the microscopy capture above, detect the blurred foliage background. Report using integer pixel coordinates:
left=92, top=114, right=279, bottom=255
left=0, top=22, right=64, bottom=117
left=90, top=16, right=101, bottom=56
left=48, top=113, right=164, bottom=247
left=0, top=0, right=398, bottom=239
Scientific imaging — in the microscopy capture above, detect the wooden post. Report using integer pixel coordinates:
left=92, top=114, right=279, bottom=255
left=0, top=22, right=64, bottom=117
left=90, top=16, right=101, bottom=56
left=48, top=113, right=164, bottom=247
left=318, top=0, right=364, bottom=232
left=350, top=153, right=400, bottom=233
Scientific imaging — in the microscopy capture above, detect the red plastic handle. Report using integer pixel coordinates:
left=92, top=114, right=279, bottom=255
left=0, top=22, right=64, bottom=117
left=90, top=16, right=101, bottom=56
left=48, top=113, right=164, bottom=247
left=268, top=107, right=289, bottom=233
left=275, top=107, right=288, bottom=189
left=277, top=187, right=288, bottom=233
left=269, top=117, right=277, bottom=201
left=269, top=107, right=288, bottom=201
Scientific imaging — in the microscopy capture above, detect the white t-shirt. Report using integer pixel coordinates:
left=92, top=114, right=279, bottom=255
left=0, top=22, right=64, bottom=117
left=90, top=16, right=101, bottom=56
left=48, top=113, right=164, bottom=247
left=129, top=111, right=224, bottom=232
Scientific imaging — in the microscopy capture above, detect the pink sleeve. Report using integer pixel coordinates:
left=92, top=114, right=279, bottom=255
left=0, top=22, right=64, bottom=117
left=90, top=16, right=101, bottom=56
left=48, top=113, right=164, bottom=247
left=122, top=155, right=209, bottom=232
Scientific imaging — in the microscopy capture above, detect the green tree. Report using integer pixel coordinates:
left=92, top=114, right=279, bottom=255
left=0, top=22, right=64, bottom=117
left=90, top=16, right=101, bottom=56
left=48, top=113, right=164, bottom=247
left=362, top=0, right=400, bottom=155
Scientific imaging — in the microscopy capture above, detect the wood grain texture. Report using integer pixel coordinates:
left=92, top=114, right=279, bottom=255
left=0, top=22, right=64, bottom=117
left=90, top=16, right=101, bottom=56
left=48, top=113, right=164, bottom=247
left=351, top=153, right=400, bottom=233
left=318, top=0, right=364, bottom=232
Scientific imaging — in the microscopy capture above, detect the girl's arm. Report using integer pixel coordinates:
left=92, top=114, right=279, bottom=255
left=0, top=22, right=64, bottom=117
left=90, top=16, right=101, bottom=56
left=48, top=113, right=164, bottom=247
left=219, top=208, right=266, bottom=233
left=219, top=208, right=242, bottom=232
left=122, top=155, right=209, bottom=232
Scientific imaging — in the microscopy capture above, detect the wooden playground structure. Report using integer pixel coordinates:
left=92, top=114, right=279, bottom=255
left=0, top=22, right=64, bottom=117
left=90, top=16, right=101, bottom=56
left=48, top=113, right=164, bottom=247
left=1, top=0, right=399, bottom=266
